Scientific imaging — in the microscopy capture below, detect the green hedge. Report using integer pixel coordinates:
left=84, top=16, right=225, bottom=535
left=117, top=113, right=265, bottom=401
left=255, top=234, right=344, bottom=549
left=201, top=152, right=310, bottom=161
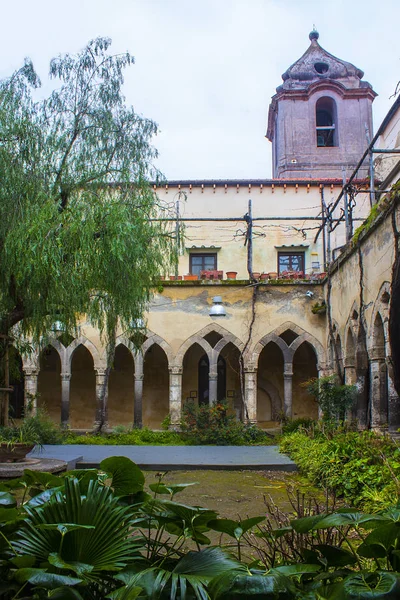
left=280, top=430, right=400, bottom=510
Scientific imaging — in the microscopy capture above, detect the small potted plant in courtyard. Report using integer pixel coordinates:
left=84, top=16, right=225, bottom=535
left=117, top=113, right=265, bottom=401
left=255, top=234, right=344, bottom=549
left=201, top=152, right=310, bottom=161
left=0, top=419, right=41, bottom=462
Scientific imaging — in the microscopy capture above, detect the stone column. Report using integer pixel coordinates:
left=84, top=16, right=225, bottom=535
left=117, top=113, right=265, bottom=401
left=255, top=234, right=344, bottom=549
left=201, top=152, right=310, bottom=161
left=244, top=365, right=257, bottom=423
left=209, top=368, right=218, bottom=406
left=283, top=363, right=293, bottom=419
left=95, top=369, right=109, bottom=429
left=60, top=372, right=71, bottom=428
left=134, top=353, right=144, bottom=428
left=370, top=356, right=387, bottom=430
left=169, top=366, right=182, bottom=427
left=23, top=369, right=38, bottom=415
left=344, top=359, right=357, bottom=422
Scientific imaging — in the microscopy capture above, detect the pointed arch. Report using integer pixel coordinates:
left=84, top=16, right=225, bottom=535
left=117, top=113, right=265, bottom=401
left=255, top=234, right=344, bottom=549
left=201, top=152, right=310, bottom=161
left=115, top=335, right=136, bottom=359
left=142, top=331, right=173, bottom=367
left=252, top=322, right=324, bottom=367
left=345, top=327, right=356, bottom=364
left=40, top=338, right=68, bottom=373
left=67, top=336, right=102, bottom=371
left=369, top=282, right=391, bottom=353
left=252, top=333, right=292, bottom=364
left=175, top=324, right=243, bottom=368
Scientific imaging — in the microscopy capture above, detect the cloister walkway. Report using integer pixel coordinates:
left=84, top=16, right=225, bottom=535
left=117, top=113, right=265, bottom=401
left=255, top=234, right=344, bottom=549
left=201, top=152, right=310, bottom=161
left=28, top=445, right=297, bottom=471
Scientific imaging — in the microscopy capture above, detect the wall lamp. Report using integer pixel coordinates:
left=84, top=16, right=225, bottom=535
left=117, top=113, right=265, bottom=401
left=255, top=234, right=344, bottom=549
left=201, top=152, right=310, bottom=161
left=209, top=296, right=226, bottom=317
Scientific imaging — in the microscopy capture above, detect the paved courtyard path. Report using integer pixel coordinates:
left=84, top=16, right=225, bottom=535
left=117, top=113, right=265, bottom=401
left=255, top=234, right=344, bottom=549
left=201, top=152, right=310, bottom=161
left=29, top=445, right=296, bottom=471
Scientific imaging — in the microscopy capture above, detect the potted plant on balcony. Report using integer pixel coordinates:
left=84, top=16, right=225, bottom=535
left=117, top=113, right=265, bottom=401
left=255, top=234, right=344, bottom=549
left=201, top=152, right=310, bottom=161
left=226, top=271, right=237, bottom=280
left=183, top=274, right=198, bottom=281
left=312, top=301, right=327, bottom=315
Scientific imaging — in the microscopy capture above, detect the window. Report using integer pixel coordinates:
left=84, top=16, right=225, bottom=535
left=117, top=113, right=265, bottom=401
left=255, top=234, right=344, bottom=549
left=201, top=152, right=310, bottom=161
left=316, top=97, right=337, bottom=147
left=278, top=252, right=305, bottom=274
left=189, top=253, right=217, bottom=276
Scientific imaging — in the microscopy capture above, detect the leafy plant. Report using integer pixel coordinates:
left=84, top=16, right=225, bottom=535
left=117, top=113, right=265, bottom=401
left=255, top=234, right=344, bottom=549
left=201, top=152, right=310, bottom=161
left=181, top=400, right=272, bottom=446
left=305, top=375, right=357, bottom=423
left=280, top=429, right=400, bottom=510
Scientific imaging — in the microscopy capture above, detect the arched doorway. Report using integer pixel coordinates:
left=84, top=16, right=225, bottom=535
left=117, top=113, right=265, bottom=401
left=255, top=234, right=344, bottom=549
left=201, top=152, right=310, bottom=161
left=219, top=342, right=240, bottom=417
left=257, top=342, right=284, bottom=426
left=143, top=344, right=169, bottom=428
left=371, top=313, right=388, bottom=427
left=108, top=344, right=135, bottom=427
left=9, top=348, right=24, bottom=420
left=37, top=346, right=61, bottom=423
left=182, top=343, right=208, bottom=409
left=293, top=341, right=318, bottom=419
left=198, top=354, right=210, bottom=405
left=70, top=345, right=96, bottom=429
left=197, top=354, right=227, bottom=406
left=356, top=323, right=369, bottom=428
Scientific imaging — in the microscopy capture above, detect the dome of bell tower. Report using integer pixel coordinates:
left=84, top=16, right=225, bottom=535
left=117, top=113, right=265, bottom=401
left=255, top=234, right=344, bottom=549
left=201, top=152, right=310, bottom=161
left=266, top=31, right=377, bottom=180
left=280, top=31, right=367, bottom=92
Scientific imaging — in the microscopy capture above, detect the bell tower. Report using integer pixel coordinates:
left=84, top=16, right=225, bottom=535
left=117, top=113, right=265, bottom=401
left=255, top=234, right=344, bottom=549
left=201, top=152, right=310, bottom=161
left=266, top=30, right=377, bottom=179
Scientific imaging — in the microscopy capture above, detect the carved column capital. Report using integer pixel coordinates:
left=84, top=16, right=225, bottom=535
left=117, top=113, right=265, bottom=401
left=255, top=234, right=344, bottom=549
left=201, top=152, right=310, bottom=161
left=169, top=366, right=183, bottom=376
left=23, top=369, right=38, bottom=378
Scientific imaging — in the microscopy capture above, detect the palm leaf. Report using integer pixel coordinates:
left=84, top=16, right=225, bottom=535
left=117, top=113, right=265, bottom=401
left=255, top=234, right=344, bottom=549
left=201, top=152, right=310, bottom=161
left=13, top=477, right=140, bottom=582
left=128, top=547, right=239, bottom=600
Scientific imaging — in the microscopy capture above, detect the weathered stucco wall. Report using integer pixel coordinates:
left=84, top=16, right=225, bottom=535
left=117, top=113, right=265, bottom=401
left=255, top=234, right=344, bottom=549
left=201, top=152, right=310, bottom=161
left=155, top=183, right=343, bottom=279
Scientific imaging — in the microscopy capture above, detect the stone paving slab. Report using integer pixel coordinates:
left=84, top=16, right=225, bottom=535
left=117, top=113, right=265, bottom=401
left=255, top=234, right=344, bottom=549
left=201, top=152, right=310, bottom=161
left=0, top=458, right=67, bottom=478
left=29, top=445, right=296, bottom=471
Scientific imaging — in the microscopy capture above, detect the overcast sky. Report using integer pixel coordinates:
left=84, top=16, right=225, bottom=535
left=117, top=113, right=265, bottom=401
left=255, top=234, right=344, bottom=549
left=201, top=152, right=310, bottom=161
left=1, top=0, right=399, bottom=180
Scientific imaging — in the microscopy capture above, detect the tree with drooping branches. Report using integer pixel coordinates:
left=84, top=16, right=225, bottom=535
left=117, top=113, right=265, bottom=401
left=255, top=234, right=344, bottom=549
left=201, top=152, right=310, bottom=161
left=0, top=37, right=178, bottom=424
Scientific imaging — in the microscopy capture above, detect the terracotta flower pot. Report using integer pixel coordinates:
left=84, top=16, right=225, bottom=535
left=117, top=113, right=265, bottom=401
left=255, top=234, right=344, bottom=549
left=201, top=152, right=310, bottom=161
left=260, top=273, right=269, bottom=281
left=252, top=272, right=261, bottom=279
left=183, top=274, right=198, bottom=281
left=268, top=272, right=278, bottom=280
left=226, top=271, right=237, bottom=280
left=169, top=275, right=182, bottom=281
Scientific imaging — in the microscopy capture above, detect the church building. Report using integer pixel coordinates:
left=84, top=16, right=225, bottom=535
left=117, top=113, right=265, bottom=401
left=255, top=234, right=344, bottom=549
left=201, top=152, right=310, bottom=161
left=16, top=32, right=400, bottom=433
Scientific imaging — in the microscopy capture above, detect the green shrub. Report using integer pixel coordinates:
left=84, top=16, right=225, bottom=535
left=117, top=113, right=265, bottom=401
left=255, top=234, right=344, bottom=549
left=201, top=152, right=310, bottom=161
left=22, top=409, right=65, bottom=444
left=181, top=400, right=272, bottom=445
left=282, top=417, right=316, bottom=434
left=280, top=429, right=400, bottom=510
left=0, top=410, right=65, bottom=445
